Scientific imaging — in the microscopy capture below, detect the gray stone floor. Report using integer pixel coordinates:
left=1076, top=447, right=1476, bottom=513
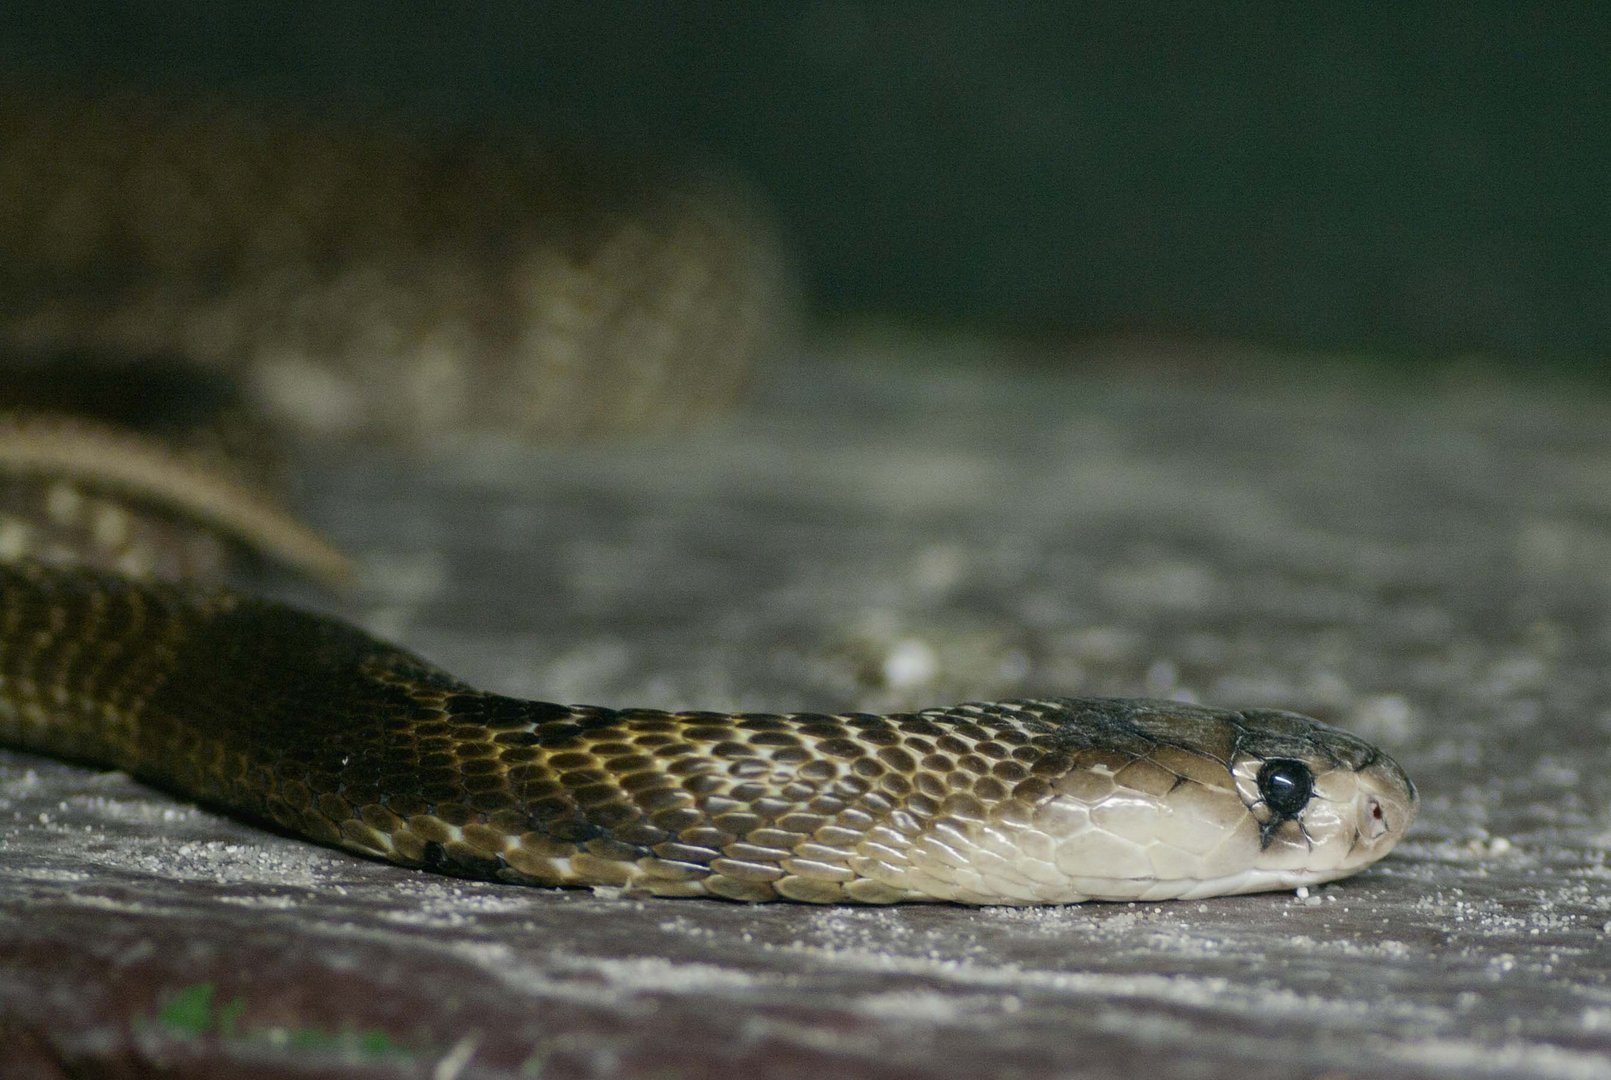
left=4, top=339, right=1611, bottom=1078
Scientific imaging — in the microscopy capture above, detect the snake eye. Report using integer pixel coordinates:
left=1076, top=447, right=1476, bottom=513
left=1256, top=759, right=1314, bottom=818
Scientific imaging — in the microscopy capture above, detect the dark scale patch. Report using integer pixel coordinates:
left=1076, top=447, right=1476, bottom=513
left=526, top=796, right=574, bottom=819
left=619, top=770, right=673, bottom=794
left=748, top=730, right=804, bottom=748
left=850, top=758, right=885, bottom=780
left=650, top=807, right=704, bottom=832
left=509, top=776, right=562, bottom=799
left=818, top=738, right=865, bottom=759
left=795, top=721, right=849, bottom=741
left=990, top=760, right=1029, bottom=782
left=468, top=789, right=517, bottom=811
left=603, top=753, right=657, bottom=773
left=973, top=777, right=1007, bottom=802
left=671, top=710, right=738, bottom=724
left=728, top=759, right=771, bottom=780
left=515, top=702, right=586, bottom=728
left=382, top=794, right=430, bottom=818
left=734, top=714, right=789, bottom=731
left=610, top=822, right=670, bottom=849
left=1241, top=709, right=1378, bottom=774
left=727, top=782, right=769, bottom=805
left=666, top=755, right=716, bottom=776
left=796, top=758, right=835, bottom=780
left=904, top=793, right=940, bottom=818
left=418, top=783, right=463, bottom=809
left=569, top=782, right=625, bottom=808
left=682, top=725, right=735, bottom=743
left=1010, top=777, right=1054, bottom=803
left=545, top=818, right=606, bottom=844
left=621, top=716, right=681, bottom=734
left=481, top=696, right=552, bottom=729
left=1029, top=751, right=1074, bottom=777
left=895, top=717, right=947, bottom=738
left=450, top=739, right=499, bottom=760
left=584, top=836, right=650, bottom=863
left=447, top=847, right=509, bottom=879
left=535, top=704, right=622, bottom=736
left=876, top=746, right=917, bottom=772
left=460, top=764, right=505, bottom=786
left=486, top=809, right=532, bottom=833
left=588, top=741, right=640, bottom=758
left=410, top=721, right=453, bottom=738
left=433, top=803, right=478, bottom=827
left=656, top=841, right=721, bottom=864
left=879, top=774, right=913, bottom=797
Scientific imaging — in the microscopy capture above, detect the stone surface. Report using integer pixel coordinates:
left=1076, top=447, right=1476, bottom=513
left=3, top=340, right=1611, bottom=1078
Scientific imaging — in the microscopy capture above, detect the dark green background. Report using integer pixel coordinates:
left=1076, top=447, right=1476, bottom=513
left=3, top=3, right=1606, bottom=360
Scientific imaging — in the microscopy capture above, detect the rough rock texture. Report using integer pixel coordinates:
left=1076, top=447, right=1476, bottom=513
left=3, top=340, right=1610, bottom=1079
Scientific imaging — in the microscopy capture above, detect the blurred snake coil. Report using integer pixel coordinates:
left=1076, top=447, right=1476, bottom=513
left=0, top=90, right=1415, bottom=904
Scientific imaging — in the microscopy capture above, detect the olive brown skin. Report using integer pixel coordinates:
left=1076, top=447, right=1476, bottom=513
left=0, top=563, right=1417, bottom=904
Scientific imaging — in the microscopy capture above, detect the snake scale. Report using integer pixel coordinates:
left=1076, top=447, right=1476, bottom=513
left=0, top=90, right=1416, bottom=904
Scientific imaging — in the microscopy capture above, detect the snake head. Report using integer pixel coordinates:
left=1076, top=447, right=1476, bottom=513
left=993, top=698, right=1419, bottom=903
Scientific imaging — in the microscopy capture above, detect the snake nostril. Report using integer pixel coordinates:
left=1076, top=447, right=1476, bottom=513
left=1364, top=797, right=1389, bottom=839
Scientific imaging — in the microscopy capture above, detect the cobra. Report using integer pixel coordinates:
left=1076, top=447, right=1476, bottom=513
left=0, top=563, right=1415, bottom=904
left=0, top=92, right=1417, bottom=904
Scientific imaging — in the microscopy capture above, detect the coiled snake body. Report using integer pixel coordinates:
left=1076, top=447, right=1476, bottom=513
left=0, top=92, right=1416, bottom=904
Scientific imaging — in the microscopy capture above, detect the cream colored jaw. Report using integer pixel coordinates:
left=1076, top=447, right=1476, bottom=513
left=830, top=760, right=1417, bottom=906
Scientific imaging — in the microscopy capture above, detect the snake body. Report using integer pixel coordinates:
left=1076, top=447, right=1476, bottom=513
left=0, top=563, right=1416, bottom=904
left=0, top=86, right=793, bottom=442
left=0, top=91, right=1417, bottom=904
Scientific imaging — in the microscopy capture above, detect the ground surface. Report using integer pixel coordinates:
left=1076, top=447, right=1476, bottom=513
left=3, top=340, right=1611, bottom=1079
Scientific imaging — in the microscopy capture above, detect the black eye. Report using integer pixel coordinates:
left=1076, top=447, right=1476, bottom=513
left=1256, top=759, right=1314, bottom=818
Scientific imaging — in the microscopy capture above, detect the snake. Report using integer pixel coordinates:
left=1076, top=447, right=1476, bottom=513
left=0, top=89, right=1417, bottom=905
